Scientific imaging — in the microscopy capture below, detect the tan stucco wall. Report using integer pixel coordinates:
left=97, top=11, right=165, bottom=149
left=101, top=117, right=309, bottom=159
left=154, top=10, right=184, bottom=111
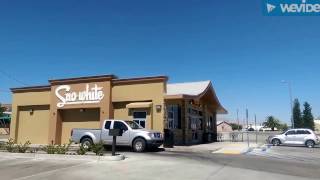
left=10, top=91, right=51, bottom=143
left=112, top=82, right=165, bottom=132
left=49, top=81, right=111, bottom=144
left=16, top=106, right=50, bottom=144
left=59, top=108, right=100, bottom=144
left=113, top=102, right=152, bottom=129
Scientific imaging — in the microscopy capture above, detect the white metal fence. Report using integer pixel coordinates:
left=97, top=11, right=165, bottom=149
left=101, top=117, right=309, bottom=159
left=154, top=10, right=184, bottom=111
left=217, top=131, right=281, bottom=144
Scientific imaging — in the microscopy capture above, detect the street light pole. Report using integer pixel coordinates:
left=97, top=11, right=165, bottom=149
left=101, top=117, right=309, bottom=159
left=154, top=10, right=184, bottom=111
left=237, top=109, right=240, bottom=131
left=282, top=80, right=294, bottom=128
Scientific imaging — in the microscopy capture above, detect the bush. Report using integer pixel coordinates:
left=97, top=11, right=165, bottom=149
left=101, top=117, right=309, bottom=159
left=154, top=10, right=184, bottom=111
left=91, top=141, right=104, bottom=156
left=42, top=144, right=56, bottom=154
left=42, top=140, right=72, bottom=154
left=6, top=138, right=15, bottom=152
left=0, top=142, right=5, bottom=150
left=77, top=144, right=88, bottom=155
left=17, top=141, right=31, bottom=153
left=56, top=140, right=72, bottom=154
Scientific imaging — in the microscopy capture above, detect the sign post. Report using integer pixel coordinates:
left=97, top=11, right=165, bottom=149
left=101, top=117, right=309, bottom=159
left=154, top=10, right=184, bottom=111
left=109, top=129, right=123, bottom=156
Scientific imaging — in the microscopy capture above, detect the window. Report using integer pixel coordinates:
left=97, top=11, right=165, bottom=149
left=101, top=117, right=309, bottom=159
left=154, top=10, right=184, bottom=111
left=104, top=121, right=111, bottom=129
left=198, top=118, right=203, bottom=130
left=297, top=130, right=311, bottom=135
left=192, top=131, right=198, bottom=140
left=190, top=117, right=197, bottom=130
left=286, top=130, right=296, bottom=135
left=133, top=111, right=147, bottom=128
left=125, top=121, right=143, bottom=129
left=113, top=121, right=128, bottom=130
left=208, top=116, right=213, bottom=130
left=167, top=105, right=181, bottom=129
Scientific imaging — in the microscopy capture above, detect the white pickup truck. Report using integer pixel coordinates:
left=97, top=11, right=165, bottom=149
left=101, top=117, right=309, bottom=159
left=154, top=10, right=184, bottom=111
left=71, top=120, right=163, bottom=152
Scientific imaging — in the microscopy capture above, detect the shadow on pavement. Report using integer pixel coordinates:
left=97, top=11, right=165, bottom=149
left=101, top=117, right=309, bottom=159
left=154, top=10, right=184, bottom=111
left=103, top=145, right=166, bottom=153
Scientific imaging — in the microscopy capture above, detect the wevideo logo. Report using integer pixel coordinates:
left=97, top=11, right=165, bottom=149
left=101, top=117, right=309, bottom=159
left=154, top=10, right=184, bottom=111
left=263, top=0, right=320, bottom=16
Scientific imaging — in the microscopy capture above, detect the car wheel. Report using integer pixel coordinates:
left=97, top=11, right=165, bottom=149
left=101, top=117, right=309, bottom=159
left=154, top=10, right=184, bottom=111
left=81, top=138, right=93, bottom=149
left=133, top=138, right=146, bottom=152
left=306, top=140, right=315, bottom=148
left=272, top=139, right=280, bottom=146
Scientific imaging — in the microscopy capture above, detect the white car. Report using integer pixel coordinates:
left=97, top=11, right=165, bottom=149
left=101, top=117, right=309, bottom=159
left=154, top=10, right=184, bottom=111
left=268, top=128, right=320, bottom=148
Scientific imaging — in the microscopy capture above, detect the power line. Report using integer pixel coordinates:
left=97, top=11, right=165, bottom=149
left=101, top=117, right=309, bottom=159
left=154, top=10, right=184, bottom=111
left=0, top=89, right=10, bottom=93
left=0, top=70, right=28, bottom=86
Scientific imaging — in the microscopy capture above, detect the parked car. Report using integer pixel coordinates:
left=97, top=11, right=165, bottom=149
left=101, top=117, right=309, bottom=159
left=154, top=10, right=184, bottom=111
left=267, top=128, right=320, bottom=148
left=71, top=120, right=163, bottom=152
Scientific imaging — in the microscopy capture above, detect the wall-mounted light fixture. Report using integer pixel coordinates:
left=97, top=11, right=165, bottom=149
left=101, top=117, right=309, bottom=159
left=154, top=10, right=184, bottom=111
left=156, top=105, right=162, bottom=112
left=29, top=108, right=34, bottom=115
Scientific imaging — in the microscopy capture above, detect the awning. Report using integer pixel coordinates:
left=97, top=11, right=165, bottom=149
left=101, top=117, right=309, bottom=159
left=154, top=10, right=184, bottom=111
left=126, top=102, right=153, bottom=109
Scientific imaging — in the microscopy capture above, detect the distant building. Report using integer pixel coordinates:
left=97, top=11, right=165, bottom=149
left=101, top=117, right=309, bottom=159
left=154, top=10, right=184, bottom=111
left=314, top=120, right=320, bottom=132
left=0, top=104, right=11, bottom=134
left=217, top=121, right=233, bottom=132
left=1, top=104, right=12, bottom=112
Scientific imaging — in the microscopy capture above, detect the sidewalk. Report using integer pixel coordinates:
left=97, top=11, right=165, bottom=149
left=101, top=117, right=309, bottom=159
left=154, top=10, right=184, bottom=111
left=165, top=142, right=262, bottom=155
left=0, top=151, right=125, bottom=161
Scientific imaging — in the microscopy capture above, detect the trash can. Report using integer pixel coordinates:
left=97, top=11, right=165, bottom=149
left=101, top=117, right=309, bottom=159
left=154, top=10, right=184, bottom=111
left=203, top=133, right=208, bottom=143
left=213, top=133, right=218, bottom=142
left=163, top=129, right=174, bottom=148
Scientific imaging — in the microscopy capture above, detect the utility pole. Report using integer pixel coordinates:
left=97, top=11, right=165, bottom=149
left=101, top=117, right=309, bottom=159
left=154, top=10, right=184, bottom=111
left=246, top=109, right=249, bottom=147
left=282, top=80, right=294, bottom=128
left=255, top=114, right=258, bottom=144
left=237, top=109, right=240, bottom=131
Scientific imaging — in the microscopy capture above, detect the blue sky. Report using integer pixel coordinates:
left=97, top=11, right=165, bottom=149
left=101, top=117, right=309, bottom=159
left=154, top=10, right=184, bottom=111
left=0, top=0, right=319, bottom=125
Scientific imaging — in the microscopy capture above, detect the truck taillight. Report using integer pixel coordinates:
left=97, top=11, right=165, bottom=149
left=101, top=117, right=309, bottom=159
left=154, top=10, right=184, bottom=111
left=71, top=130, right=73, bottom=136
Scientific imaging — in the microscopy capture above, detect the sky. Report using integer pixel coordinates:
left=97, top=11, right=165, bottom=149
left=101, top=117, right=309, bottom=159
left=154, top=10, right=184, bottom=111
left=0, top=0, right=320, bottom=125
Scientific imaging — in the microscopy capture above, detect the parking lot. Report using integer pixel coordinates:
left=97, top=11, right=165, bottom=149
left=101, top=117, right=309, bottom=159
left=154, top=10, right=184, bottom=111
left=1, top=143, right=320, bottom=180
left=249, top=144, right=320, bottom=164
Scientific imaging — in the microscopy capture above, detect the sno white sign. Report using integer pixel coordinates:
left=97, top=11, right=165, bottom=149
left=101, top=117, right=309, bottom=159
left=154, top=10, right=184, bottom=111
left=55, top=84, right=104, bottom=108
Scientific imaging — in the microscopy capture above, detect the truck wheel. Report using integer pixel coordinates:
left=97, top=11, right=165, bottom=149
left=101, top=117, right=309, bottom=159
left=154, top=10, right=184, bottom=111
left=81, top=138, right=93, bottom=149
left=133, top=138, right=146, bottom=152
left=306, top=140, right=315, bottom=148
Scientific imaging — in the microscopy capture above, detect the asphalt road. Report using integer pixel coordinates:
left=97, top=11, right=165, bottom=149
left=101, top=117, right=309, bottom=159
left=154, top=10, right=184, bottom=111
left=0, top=146, right=319, bottom=180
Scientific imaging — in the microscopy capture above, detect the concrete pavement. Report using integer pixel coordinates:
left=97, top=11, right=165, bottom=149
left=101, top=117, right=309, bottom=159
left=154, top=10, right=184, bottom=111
left=165, top=142, right=260, bottom=154
left=0, top=149, right=319, bottom=180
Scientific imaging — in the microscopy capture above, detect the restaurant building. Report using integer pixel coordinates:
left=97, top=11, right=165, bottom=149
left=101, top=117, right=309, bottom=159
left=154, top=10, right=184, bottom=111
left=9, top=74, right=226, bottom=145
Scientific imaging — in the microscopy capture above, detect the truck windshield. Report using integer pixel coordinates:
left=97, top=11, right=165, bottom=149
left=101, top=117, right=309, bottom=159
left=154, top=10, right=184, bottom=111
left=125, top=121, right=143, bottom=129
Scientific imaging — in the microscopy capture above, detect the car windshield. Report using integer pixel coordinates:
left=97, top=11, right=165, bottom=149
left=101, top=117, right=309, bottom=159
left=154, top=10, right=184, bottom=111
left=125, top=121, right=143, bottom=129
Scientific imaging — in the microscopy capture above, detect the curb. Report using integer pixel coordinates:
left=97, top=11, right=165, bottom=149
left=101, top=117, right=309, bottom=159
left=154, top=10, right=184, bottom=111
left=0, top=152, right=125, bottom=161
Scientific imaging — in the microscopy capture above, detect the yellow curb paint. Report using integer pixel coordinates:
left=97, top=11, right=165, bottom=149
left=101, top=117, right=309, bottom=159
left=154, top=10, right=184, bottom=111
left=221, top=150, right=241, bottom=154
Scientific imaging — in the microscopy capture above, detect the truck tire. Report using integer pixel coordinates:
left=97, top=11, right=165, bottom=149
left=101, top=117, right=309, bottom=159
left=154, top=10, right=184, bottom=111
left=133, top=138, right=146, bottom=152
left=81, top=137, right=93, bottom=149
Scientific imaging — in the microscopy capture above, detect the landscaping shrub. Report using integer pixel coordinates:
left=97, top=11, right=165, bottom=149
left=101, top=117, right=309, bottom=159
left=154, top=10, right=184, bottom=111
left=77, top=144, right=88, bottom=155
left=91, top=141, right=104, bottom=156
left=42, top=140, right=72, bottom=154
left=16, top=141, right=31, bottom=153
left=6, top=138, right=15, bottom=152
left=42, top=144, right=56, bottom=154
left=0, top=142, right=5, bottom=150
